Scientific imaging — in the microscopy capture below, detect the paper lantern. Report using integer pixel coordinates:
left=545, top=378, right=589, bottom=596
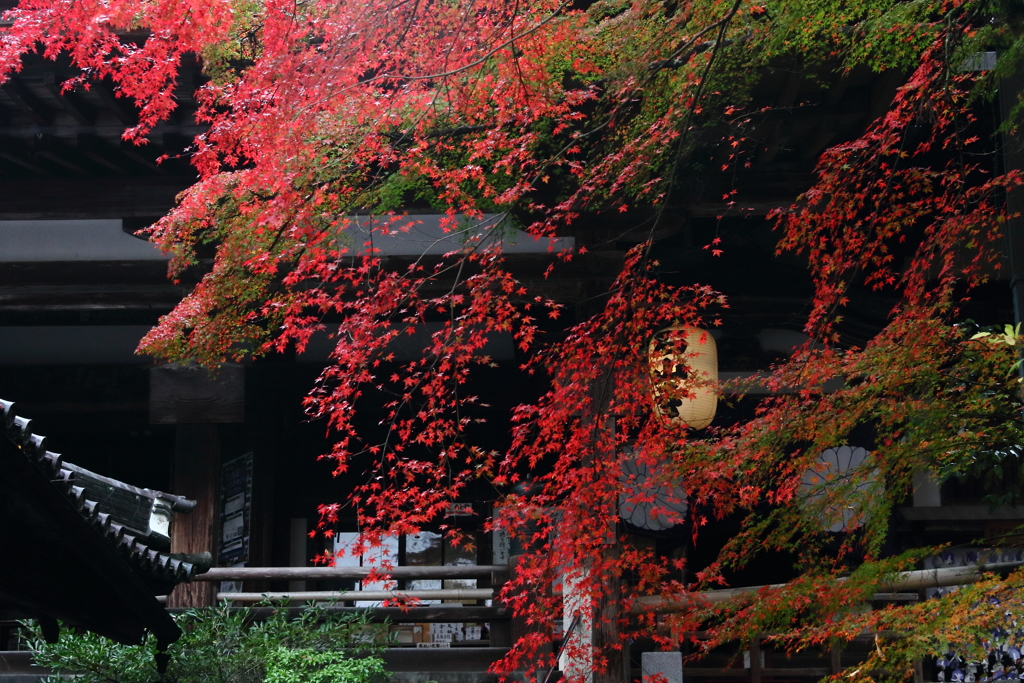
left=648, top=325, right=718, bottom=429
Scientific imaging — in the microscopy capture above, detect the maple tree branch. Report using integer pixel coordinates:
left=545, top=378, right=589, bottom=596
left=381, top=123, right=494, bottom=142
left=628, top=0, right=742, bottom=266
left=648, top=33, right=746, bottom=72
left=372, top=1, right=570, bottom=83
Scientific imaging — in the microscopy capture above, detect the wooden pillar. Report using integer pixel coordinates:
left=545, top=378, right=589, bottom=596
left=588, top=372, right=622, bottom=683
left=1000, top=72, right=1024, bottom=376
left=151, top=362, right=243, bottom=607
left=749, top=633, right=762, bottom=683
left=593, top=538, right=625, bottom=683
left=489, top=564, right=512, bottom=648
left=167, top=424, right=220, bottom=608
left=244, top=363, right=285, bottom=594
left=288, top=518, right=308, bottom=593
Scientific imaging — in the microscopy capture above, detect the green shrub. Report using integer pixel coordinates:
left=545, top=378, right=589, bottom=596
left=26, top=603, right=389, bottom=683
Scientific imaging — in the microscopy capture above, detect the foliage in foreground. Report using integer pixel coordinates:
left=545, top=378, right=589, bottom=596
left=4, top=0, right=1024, bottom=679
left=26, top=604, right=388, bottom=683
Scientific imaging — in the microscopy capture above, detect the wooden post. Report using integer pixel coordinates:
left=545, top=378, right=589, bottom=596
left=151, top=362, right=243, bottom=606
left=594, top=538, right=625, bottom=683
left=1000, top=73, right=1024, bottom=379
left=489, top=565, right=512, bottom=648
left=589, top=372, right=621, bottom=683
left=245, top=364, right=285, bottom=597
left=167, top=424, right=220, bottom=608
left=830, top=639, right=842, bottom=675
left=749, top=633, right=762, bottom=683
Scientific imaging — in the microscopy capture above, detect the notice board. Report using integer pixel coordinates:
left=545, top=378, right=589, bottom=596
left=219, top=452, right=253, bottom=571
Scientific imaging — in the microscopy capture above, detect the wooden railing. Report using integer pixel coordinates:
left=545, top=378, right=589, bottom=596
left=193, top=560, right=1015, bottom=605
left=193, top=564, right=507, bottom=604
left=195, top=565, right=506, bottom=580
left=158, top=559, right=1015, bottom=680
left=679, top=631, right=926, bottom=682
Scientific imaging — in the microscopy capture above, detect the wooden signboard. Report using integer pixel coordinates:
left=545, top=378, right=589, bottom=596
left=149, top=362, right=245, bottom=424
left=219, top=452, right=253, bottom=571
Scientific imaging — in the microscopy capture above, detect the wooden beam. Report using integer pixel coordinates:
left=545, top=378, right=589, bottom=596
left=166, top=605, right=509, bottom=622
left=79, top=134, right=168, bottom=175
left=119, top=140, right=165, bottom=174
left=0, top=284, right=184, bottom=312
left=0, top=260, right=172, bottom=286
left=35, top=152, right=86, bottom=174
left=632, top=561, right=1024, bottom=613
left=0, top=176, right=192, bottom=218
left=217, top=588, right=494, bottom=602
left=34, top=136, right=93, bottom=174
left=899, top=506, right=1024, bottom=521
left=95, top=81, right=137, bottom=126
left=871, top=593, right=919, bottom=601
left=0, top=150, right=44, bottom=174
left=196, top=565, right=507, bottom=580
left=76, top=134, right=130, bottom=173
left=41, top=72, right=93, bottom=126
left=10, top=400, right=148, bottom=414
left=688, top=198, right=791, bottom=217
left=0, top=137, right=47, bottom=174
left=2, top=77, right=51, bottom=126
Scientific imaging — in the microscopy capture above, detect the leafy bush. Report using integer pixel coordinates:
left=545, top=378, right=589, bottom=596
left=26, top=603, right=389, bottom=683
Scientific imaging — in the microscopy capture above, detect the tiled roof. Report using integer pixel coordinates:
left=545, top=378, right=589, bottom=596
left=0, top=395, right=213, bottom=652
left=0, top=397, right=209, bottom=588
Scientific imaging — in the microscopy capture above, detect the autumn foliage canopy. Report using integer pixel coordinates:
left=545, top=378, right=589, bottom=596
left=5, top=0, right=1024, bottom=678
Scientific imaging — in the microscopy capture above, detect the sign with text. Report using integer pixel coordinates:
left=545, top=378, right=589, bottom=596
left=219, top=452, right=253, bottom=568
